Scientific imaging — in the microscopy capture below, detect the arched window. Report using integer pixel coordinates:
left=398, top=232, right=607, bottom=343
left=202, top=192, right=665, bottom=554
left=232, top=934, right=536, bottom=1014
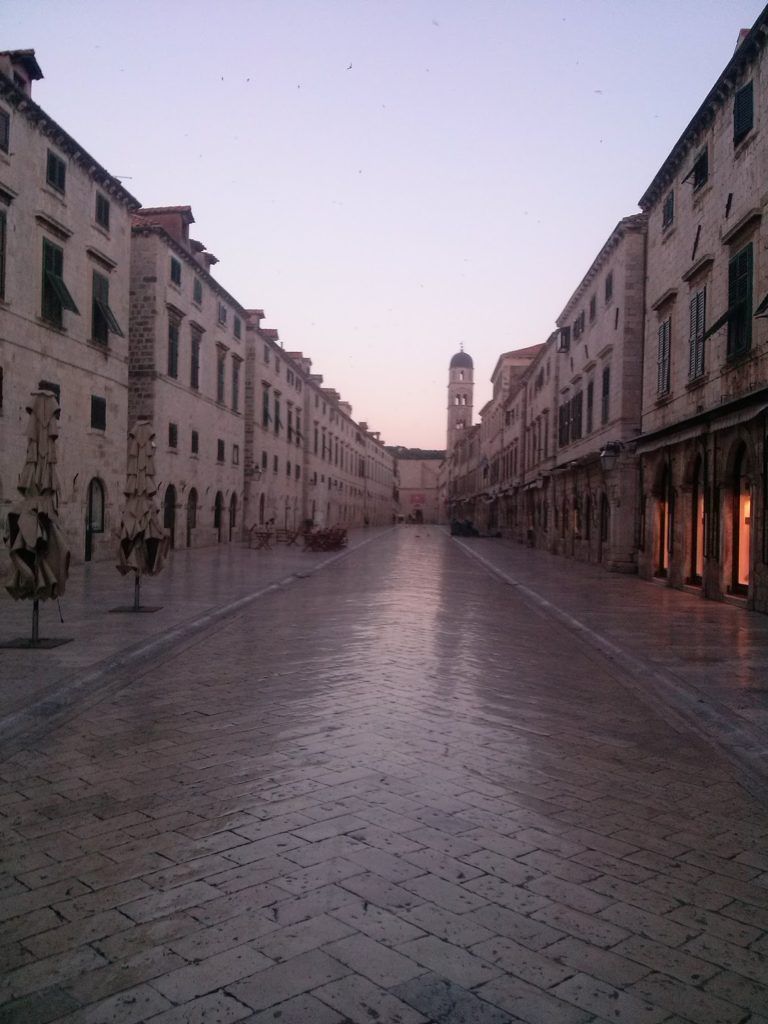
left=85, top=477, right=105, bottom=561
left=163, top=484, right=177, bottom=548
left=186, top=488, right=197, bottom=548
left=229, top=492, right=237, bottom=541
left=214, top=491, right=224, bottom=543
left=732, top=444, right=751, bottom=593
left=690, top=456, right=704, bottom=584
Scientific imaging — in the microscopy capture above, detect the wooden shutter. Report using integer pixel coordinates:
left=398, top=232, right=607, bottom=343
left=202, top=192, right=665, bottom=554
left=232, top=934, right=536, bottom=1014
left=689, top=288, right=706, bottom=378
left=657, top=320, right=670, bottom=394
left=734, top=81, right=754, bottom=145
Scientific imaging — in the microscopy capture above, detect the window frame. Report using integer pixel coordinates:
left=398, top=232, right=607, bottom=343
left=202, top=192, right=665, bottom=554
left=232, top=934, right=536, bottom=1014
left=90, top=395, right=106, bottom=431
left=688, top=286, right=706, bottom=380
left=657, top=318, right=671, bottom=396
left=95, top=193, right=110, bottom=231
left=170, top=257, right=182, bottom=286
left=727, top=242, right=753, bottom=358
left=46, top=150, right=66, bottom=193
left=91, top=270, right=123, bottom=344
left=0, top=108, right=9, bottom=153
left=42, top=238, right=79, bottom=327
left=167, top=318, right=180, bottom=378
left=662, top=190, right=674, bottom=230
left=734, top=80, right=754, bottom=148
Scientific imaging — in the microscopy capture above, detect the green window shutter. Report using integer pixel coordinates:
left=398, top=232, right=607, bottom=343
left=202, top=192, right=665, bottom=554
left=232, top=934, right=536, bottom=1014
left=657, top=320, right=670, bottom=394
left=728, top=243, right=753, bottom=355
left=734, top=81, right=754, bottom=146
left=688, top=288, right=706, bottom=379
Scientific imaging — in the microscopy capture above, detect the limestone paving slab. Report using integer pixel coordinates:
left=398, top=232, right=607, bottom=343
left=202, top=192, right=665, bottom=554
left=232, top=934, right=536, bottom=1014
left=0, top=528, right=767, bottom=1022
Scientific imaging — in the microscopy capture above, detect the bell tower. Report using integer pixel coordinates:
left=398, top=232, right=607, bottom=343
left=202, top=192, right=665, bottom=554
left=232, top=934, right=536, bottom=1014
left=447, top=346, right=474, bottom=455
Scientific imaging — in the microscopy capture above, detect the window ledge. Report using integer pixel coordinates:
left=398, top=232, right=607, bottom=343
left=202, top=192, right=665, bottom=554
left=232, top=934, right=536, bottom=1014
left=655, top=393, right=673, bottom=407
left=88, top=338, right=110, bottom=352
left=685, top=373, right=709, bottom=391
left=41, top=185, right=67, bottom=206
left=91, top=222, right=111, bottom=241
left=733, top=130, right=757, bottom=160
left=692, top=181, right=713, bottom=208
left=37, top=316, right=67, bottom=335
left=86, top=427, right=106, bottom=435
left=661, top=224, right=677, bottom=243
left=167, top=448, right=178, bottom=455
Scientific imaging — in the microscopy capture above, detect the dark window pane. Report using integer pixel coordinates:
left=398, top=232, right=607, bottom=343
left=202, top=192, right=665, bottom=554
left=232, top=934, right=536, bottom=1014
left=90, top=395, right=106, bottom=430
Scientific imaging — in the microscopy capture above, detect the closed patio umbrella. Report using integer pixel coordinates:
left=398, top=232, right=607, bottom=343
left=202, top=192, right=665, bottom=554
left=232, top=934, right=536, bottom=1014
left=2, top=388, right=71, bottom=646
left=115, top=419, right=168, bottom=611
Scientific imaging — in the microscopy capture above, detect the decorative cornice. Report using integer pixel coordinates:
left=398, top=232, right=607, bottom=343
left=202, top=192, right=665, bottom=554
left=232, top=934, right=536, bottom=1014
left=0, top=71, right=140, bottom=210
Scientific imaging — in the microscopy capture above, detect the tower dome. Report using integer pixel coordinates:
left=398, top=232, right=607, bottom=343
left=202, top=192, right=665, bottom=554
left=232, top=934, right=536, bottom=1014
left=449, top=349, right=473, bottom=369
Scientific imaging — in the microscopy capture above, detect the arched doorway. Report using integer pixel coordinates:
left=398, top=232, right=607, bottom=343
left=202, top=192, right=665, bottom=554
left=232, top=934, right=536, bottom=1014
left=214, top=491, right=224, bottom=543
left=656, top=465, right=673, bottom=577
left=598, top=492, right=609, bottom=563
left=229, top=493, right=237, bottom=542
left=85, top=477, right=105, bottom=561
left=689, top=456, right=704, bottom=585
left=163, top=484, right=176, bottom=550
left=186, top=489, right=197, bottom=548
left=731, top=444, right=751, bottom=594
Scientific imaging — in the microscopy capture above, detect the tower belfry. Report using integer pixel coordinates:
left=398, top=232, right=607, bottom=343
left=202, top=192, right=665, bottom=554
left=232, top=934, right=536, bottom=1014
left=446, top=346, right=474, bottom=455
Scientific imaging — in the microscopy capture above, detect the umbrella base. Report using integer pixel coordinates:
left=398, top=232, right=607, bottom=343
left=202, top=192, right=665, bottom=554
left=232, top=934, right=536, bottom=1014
left=0, top=637, right=73, bottom=649
left=108, top=606, right=163, bottom=614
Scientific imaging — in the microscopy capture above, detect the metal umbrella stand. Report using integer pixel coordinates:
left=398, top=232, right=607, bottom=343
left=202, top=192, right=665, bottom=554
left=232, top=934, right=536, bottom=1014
left=112, top=419, right=168, bottom=613
left=1, top=389, right=72, bottom=648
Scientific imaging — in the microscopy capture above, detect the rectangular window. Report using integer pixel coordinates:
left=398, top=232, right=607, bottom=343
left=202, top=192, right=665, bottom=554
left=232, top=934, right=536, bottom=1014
left=95, top=193, right=110, bottom=230
left=570, top=391, right=583, bottom=440
left=558, top=403, right=570, bottom=447
left=167, top=319, right=179, bottom=378
left=734, top=80, right=754, bottom=147
left=0, top=208, right=6, bottom=301
left=90, top=395, right=106, bottom=431
left=193, top=277, right=203, bottom=304
left=170, top=257, right=181, bottom=286
left=232, top=443, right=240, bottom=465
left=262, top=387, right=271, bottom=427
left=314, top=426, right=319, bottom=454
left=274, top=396, right=281, bottom=434
left=264, top=345, right=270, bottom=364
left=689, top=148, right=709, bottom=191
left=273, top=454, right=278, bottom=473
left=0, top=108, right=9, bottom=153
left=168, top=422, right=178, bottom=448
left=190, top=327, right=201, bottom=389
left=728, top=243, right=753, bottom=357
left=586, top=380, right=594, bottom=434
left=218, top=302, right=227, bottom=325
left=605, top=272, right=613, bottom=304
left=657, top=319, right=671, bottom=395
left=589, top=295, right=596, bottom=322
left=234, top=315, right=241, bottom=339
left=191, top=429, right=199, bottom=454
left=662, top=190, right=674, bottom=229
left=91, top=271, right=123, bottom=344
left=216, top=350, right=226, bottom=403
left=261, top=450, right=268, bottom=469
left=296, top=413, right=302, bottom=445
left=217, top=439, right=225, bottom=462
left=688, top=287, right=706, bottom=379
left=46, top=150, right=66, bottom=193
left=286, top=460, right=291, bottom=477
left=42, top=239, right=79, bottom=327
left=232, top=360, right=240, bottom=412
left=287, top=408, right=293, bottom=442
left=601, top=366, right=610, bottom=424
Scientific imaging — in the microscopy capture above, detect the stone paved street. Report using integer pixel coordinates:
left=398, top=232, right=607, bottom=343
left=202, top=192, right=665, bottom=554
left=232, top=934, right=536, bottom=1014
left=2, top=527, right=768, bottom=1023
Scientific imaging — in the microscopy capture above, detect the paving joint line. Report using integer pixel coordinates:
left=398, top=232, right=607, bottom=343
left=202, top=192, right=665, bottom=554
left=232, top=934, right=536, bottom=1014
left=455, top=536, right=768, bottom=805
left=0, top=530, right=390, bottom=754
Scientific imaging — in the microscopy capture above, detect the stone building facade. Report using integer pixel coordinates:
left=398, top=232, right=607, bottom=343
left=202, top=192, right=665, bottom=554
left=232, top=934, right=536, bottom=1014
left=129, top=207, right=247, bottom=550
left=0, top=50, right=139, bottom=566
left=636, top=11, right=768, bottom=612
left=243, top=318, right=396, bottom=532
left=388, top=449, right=444, bottom=524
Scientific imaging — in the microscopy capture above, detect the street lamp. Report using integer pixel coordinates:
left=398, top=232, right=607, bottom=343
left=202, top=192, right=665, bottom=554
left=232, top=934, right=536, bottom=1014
left=599, top=441, right=622, bottom=473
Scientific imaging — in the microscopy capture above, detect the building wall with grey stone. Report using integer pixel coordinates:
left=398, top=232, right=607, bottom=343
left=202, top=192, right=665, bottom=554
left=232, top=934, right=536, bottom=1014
left=0, top=50, right=139, bottom=569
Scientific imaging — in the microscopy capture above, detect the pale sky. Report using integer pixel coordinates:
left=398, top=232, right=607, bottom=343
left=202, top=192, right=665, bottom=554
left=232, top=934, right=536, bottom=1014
left=5, top=0, right=763, bottom=448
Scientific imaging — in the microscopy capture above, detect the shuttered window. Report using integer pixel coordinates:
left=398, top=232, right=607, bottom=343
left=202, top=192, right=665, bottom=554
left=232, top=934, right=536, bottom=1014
left=601, top=366, right=610, bottom=423
left=90, top=395, right=106, bottom=431
left=688, top=287, right=706, bottom=379
left=662, top=190, right=674, bottom=230
left=167, top=319, right=179, bottom=378
left=570, top=391, right=583, bottom=440
left=262, top=386, right=271, bottom=426
left=92, top=272, right=123, bottom=344
left=734, top=81, right=754, bottom=147
left=42, top=239, right=79, bottom=326
left=657, top=318, right=671, bottom=395
left=727, top=243, right=753, bottom=357
left=586, top=380, right=594, bottom=434
left=0, top=208, right=6, bottom=301
left=190, top=328, right=201, bottom=389
left=216, top=350, right=226, bottom=403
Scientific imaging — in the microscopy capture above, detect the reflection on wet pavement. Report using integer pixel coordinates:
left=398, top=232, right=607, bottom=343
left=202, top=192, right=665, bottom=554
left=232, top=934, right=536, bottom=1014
left=1, top=528, right=767, bottom=1023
